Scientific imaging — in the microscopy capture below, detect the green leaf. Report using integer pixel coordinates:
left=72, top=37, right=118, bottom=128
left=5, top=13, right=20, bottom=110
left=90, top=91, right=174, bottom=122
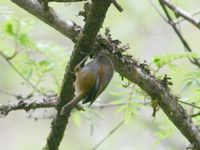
left=153, top=52, right=200, bottom=69
left=19, top=33, right=36, bottom=49
left=38, top=60, right=54, bottom=73
left=124, top=107, right=135, bottom=124
left=154, top=127, right=174, bottom=145
left=4, top=22, right=14, bottom=35
left=39, top=60, right=49, bottom=66
left=3, top=18, right=20, bottom=37
left=115, top=105, right=128, bottom=113
left=111, top=99, right=125, bottom=105
left=3, top=18, right=37, bottom=50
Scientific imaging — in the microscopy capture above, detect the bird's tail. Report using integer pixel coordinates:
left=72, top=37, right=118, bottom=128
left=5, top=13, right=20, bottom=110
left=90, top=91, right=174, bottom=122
left=61, top=93, right=84, bottom=115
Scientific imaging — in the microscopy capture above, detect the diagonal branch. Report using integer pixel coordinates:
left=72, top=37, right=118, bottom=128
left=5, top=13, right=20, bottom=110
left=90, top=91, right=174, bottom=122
left=111, top=0, right=123, bottom=12
left=157, top=0, right=200, bottom=69
left=43, top=1, right=111, bottom=150
left=11, top=1, right=112, bottom=149
left=48, top=0, right=87, bottom=2
left=105, top=50, right=200, bottom=149
left=160, top=0, right=200, bottom=29
left=11, top=0, right=81, bottom=42
left=191, top=112, right=200, bottom=118
left=0, top=51, right=48, bottom=96
left=0, top=97, right=57, bottom=117
left=149, top=0, right=200, bottom=68
left=92, top=120, right=124, bottom=150
left=10, top=0, right=200, bottom=149
left=176, top=11, right=200, bottom=25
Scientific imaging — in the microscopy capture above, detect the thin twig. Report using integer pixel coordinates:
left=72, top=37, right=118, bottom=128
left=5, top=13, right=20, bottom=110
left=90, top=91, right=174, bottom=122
left=148, top=0, right=167, bottom=22
left=0, top=51, right=47, bottom=96
left=92, top=100, right=150, bottom=109
left=191, top=112, right=200, bottom=118
left=128, top=84, right=135, bottom=102
left=92, top=120, right=124, bottom=150
left=158, top=0, right=200, bottom=68
left=160, top=0, right=200, bottom=29
left=111, top=0, right=123, bottom=12
left=0, top=89, right=21, bottom=98
left=178, top=100, right=200, bottom=110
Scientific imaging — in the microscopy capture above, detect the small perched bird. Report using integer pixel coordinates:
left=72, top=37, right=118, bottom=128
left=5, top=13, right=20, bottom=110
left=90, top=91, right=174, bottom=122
left=61, top=54, right=114, bottom=114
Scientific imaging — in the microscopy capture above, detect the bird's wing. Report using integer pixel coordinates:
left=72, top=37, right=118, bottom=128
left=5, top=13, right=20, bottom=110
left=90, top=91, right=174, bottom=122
left=82, top=76, right=100, bottom=105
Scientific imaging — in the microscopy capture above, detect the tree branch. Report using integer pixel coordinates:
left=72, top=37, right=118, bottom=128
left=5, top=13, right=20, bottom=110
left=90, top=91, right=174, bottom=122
left=191, top=112, right=200, bottom=118
left=92, top=120, right=124, bottom=150
left=48, top=0, right=123, bottom=12
left=0, top=97, right=57, bottom=117
left=160, top=0, right=200, bottom=29
left=157, top=0, right=200, bottom=69
left=104, top=49, right=200, bottom=149
left=2, top=97, right=199, bottom=117
left=175, top=11, right=200, bottom=25
left=111, top=0, right=123, bottom=12
left=11, top=0, right=81, bottom=42
left=149, top=0, right=200, bottom=68
left=48, top=0, right=87, bottom=2
left=10, top=0, right=200, bottom=149
left=0, top=51, right=49, bottom=96
left=178, top=100, right=200, bottom=110
left=42, top=1, right=111, bottom=150
left=91, top=100, right=150, bottom=109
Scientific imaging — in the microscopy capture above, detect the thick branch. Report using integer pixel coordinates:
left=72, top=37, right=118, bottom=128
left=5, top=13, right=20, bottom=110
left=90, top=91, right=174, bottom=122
left=11, top=0, right=81, bottom=42
left=43, top=1, right=111, bottom=150
left=48, top=0, right=123, bottom=12
left=10, top=1, right=111, bottom=149
left=48, top=0, right=87, bottom=2
left=0, top=97, right=57, bottom=117
left=10, top=0, right=200, bottom=149
left=96, top=31, right=200, bottom=149
left=160, top=0, right=200, bottom=29
left=106, top=51, right=200, bottom=149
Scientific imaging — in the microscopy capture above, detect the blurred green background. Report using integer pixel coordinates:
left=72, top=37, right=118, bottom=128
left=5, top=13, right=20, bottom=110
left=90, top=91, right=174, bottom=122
left=0, top=0, right=200, bottom=150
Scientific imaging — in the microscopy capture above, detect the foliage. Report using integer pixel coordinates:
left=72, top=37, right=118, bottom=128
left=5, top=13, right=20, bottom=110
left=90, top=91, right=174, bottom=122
left=153, top=52, right=200, bottom=69
left=1, top=15, right=200, bottom=148
left=155, top=54, right=200, bottom=128
left=1, top=17, right=68, bottom=96
left=1, top=1, right=200, bottom=150
left=111, top=81, right=144, bottom=124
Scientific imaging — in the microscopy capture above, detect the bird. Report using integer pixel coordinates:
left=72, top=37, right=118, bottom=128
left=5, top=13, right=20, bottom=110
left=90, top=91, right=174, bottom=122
left=61, top=54, right=114, bottom=114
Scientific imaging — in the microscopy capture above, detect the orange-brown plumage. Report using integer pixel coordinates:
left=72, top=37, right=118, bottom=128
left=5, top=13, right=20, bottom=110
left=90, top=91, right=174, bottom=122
left=61, top=54, right=114, bottom=114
